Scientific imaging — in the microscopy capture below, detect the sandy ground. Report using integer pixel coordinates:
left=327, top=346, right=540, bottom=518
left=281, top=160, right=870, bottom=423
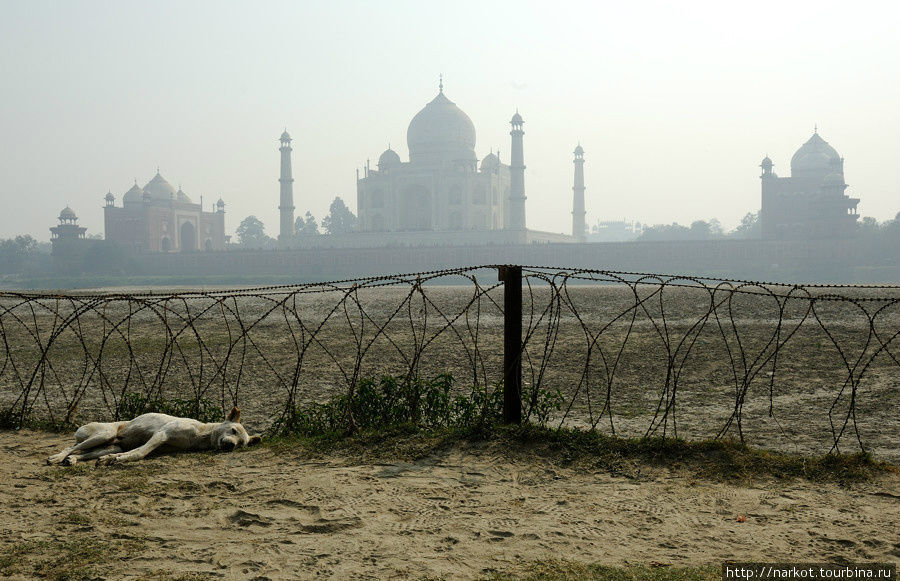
left=0, top=431, right=897, bottom=580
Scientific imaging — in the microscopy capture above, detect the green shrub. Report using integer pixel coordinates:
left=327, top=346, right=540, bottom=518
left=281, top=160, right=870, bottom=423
left=0, top=408, right=17, bottom=430
left=116, top=392, right=221, bottom=423
left=271, top=374, right=507, bottom=437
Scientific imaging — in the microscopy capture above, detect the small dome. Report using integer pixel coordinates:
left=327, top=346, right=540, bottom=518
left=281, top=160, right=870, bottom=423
left=216, top=198, right=225, bottom=207
left=761, top=156, right=773, bottom=167
left=791, top=132, right=840, bottom=175
left=143, top=171, right=177, bottom=200
left=280, top=130, right=291, bottom=142
left=378, top=148, right=402, bottom=170
left=176, top=187, right=192, bottom=203
left=122, top=182, right=144, bottom=204
left=574, top=144, right=584, bottom=156
left=510, top=111, right=524, bottom=125
left=105, top=191, right=115, bottom=201
left=59, top=206, right=77, bottom=220
left=480, top=152, right=499, bottom=171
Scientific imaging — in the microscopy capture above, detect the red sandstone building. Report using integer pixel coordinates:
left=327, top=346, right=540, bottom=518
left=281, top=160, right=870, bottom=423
left=103, top=171, right=226, bottom=253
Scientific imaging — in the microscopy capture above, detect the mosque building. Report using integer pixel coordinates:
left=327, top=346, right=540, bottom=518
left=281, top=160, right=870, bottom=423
left=103, top=171, right=226, bottom=252
left=355, top=81, right=524, bottom=234
left=279, top=81, right=577, bottom=248
left=760, top=130, right=860, bottom=239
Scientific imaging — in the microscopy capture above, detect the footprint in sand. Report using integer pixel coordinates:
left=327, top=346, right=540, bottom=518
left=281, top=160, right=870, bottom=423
left=227, top=509, right=273, bottom=527
left=294, top=516, right=362, bottom=534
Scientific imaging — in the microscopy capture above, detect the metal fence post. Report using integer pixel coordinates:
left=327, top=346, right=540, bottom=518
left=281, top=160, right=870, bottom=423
left=498, top=265, right=522, bottom=425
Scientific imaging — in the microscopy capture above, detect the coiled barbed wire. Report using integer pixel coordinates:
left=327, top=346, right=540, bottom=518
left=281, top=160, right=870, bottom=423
left=1, top=265, right=897, bottom=457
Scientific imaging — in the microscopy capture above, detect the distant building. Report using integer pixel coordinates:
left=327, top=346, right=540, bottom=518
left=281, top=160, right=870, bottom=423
left=49, top=206, right=94, bottom=273
left=279, top=81, right=575, bottom=249
left=572, top=145, right=586, bottom=242
left=355, top=81, right=517, bottom=233
left=759, top=131, right=860, bottom=239
left=278, top=131, right=295, bottom=248
left=587, top=220, right=643, bottom=242
left=103, top=172, right=226, bottom=253
left=50, top=206, right=87, bottom=242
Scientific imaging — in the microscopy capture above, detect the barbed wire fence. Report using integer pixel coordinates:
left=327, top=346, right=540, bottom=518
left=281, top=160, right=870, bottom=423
left=0, top=265, right=897, bottom=458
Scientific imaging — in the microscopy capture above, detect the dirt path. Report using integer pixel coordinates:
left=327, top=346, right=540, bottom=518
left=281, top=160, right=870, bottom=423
left=1, top=430, right=897, bottom=580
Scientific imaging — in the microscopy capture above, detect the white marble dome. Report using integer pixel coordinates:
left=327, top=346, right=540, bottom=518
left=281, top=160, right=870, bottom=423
left=378, top=147, right=402, bottom=170
left=791, top=133, right=840, bottom=175
left=407, top=91, right=476, bottom=163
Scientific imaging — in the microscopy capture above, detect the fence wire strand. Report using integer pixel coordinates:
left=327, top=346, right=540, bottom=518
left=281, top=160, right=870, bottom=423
left=1, top=265, right=898, bottom=458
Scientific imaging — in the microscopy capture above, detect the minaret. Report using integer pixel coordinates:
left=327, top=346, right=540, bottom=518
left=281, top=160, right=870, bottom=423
left=572, top=144, right=585, bottom=242
left=278, top=130, right=295, bottom=247
left=508, top=111, right=526, bottom=230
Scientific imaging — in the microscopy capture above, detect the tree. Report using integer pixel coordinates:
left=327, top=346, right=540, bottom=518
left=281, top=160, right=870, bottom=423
left=294, top=211, right=320, bottom=236
left=730, top=212, right=760, bottom=239
left=859, top=216, right=880, bottom=236
left=235, top=216, right=273, bottom=248
left=0, top=235, right=40, bottom=274
left=638, top=223, right=690, bottom=241
left=689, top=220, right=712, bottom=239
left=321, top=197, right=357, bottom=235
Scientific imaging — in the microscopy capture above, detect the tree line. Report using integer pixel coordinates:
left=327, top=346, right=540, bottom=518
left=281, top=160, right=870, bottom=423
left=0, top=235, right=51, bottom=275
left=234, top=197, right=357, bottom=248
left=638, top=213, right=759, bottom=241
left=637, top=212, right=899, bottom=247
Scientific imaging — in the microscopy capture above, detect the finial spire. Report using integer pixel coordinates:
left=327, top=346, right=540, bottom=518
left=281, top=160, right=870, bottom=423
left=814, top=124, right=818, bottom=134
left=439, top=74, right=443, bottom=94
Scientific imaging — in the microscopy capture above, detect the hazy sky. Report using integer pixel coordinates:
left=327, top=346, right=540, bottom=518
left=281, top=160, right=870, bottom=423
left=1, top=0, right=898, bottom=241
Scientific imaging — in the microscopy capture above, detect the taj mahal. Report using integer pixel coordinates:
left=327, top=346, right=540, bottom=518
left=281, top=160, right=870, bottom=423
left=278, top=80, right=583, bottom=249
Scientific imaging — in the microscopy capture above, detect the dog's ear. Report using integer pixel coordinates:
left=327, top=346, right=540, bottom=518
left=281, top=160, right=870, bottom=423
left=226, top=406, right=241, bottom=423
left=248, top=434, right=262, bottom=446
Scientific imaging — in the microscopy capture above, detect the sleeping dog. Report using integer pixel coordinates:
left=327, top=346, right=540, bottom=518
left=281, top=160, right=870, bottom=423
left=47, top=406, right=261, bottom=466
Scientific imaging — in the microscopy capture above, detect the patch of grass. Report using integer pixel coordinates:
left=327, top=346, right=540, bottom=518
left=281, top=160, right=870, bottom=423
left=0, top=537, right=144, bottom=580
left=58, top=511, right=92, bottom=526
left=502, top=424, right=894, bottom=483
left=268, top=422, right=893, bottom=483
left=0, top=407, right=75, bottom=432
left=485, top=560, right=719, bottom=581
left=271, top=373, right=564, bottom=438
left=117, top=392, right=221, bottom=423
left=271, top=373, right=507, bottom=437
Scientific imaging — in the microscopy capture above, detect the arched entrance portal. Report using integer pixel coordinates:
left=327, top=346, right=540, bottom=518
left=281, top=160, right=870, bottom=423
left=399, top=185, right=432, bottom=231
left=180, top=221, right=196, bottom=252
left=161, top=237, right=171, bottom=252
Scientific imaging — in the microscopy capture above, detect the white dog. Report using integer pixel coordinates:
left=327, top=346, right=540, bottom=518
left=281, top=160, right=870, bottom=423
left=47, top=406, right=261, bottom=466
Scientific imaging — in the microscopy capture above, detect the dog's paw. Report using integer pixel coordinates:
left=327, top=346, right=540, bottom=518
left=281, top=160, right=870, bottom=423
left=97, top=454, right=120, bottom=466
left=64, top=456, right=78, bottom=466
left=47, top=454, right=65, bottom=465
